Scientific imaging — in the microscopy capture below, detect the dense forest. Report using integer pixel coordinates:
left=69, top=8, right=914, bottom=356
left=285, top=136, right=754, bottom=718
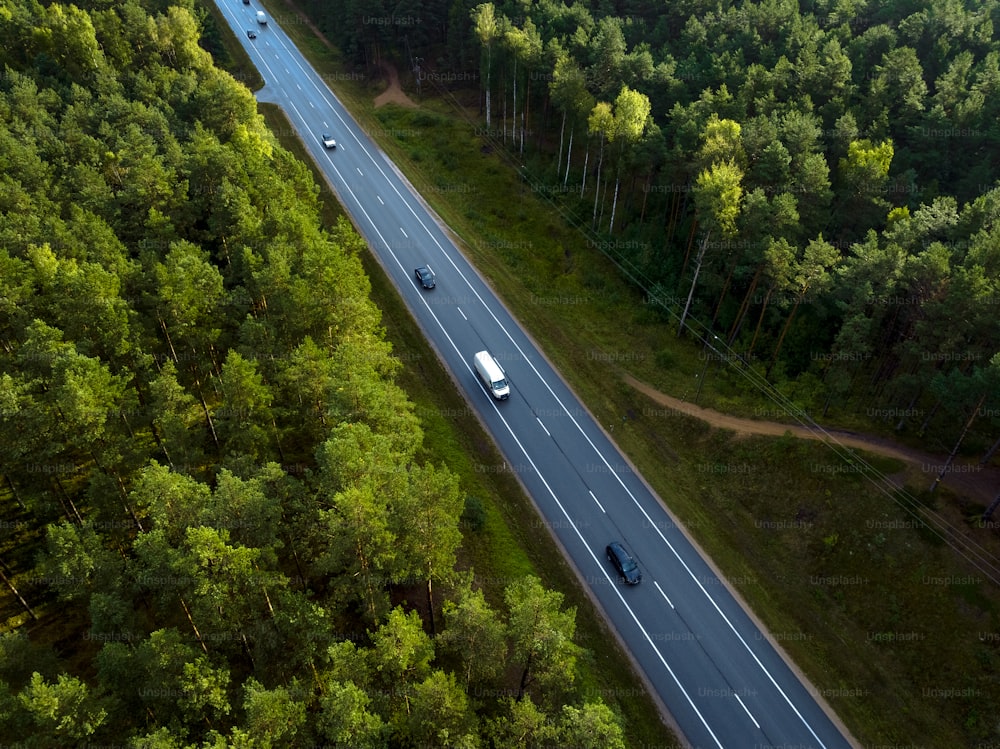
left=0, top=0, right=629, bottom=745
left=303, top=0, right=1000, bottom=457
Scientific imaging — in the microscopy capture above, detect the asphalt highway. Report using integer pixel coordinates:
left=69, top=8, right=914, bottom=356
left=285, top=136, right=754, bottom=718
left=213, top=3, right=857, bottom=747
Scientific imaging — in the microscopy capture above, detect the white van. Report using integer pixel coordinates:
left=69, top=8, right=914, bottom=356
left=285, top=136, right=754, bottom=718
left=256, top=10, right=267, bottom=24
left=473, top=351, right=510, bottom=400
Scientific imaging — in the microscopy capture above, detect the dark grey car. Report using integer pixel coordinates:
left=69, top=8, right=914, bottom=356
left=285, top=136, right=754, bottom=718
left=606, top=541, right=641, bottom=584
left=414, top=265, right=436, bottom=289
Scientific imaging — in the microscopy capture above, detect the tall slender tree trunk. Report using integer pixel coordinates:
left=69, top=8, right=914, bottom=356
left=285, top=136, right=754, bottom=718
left=484, top=46, right=492, bottom=126
left=913, top=394, right=935, bottom=433
left=712, top=260, right=735, bottom=327
left=120, top=409, right=136, bottom=440
left=241, top=631, right=257, bottom=671
left=591, top=136, right=604, bottom=227
left=192, top=375, right=220, bottom=449
left=5, top=474, right=24, bottom=510
left=0, top=560, right=36, bottom=621
left=640, top=173, right=651, bottom=224
left=151, top=422, right=174, bottom=468
left=563, top=127, right=574, bottom=186
left=930, top=391, right=988, bottom=493
left=271, top=416, right=285, bottom=462
left=53, top=475, right=84, bottom=524
left=426, top=577, right=436, bottom=636
left=158, top=315, right=179, bottom=364
left=868, top=306, right=905, bottom=391
left=208, top=343, right=223, bottom=379
left=598, top=176, right=609, bottom=226
left=180, top=597, right=209, bottom=654
left=678, top=231, right=711, bottom=337
left=502, top=73, right=508, bottom=142
left=113, top=471, right=144, bottom=532
left=678, top=219, right=699, bottom=284
left=580, top=143, right=589, bottom=196
left=766, top=295, right=805, bottom=378
left=728, top=266, right=762, bottom=345
left=521, top=75, right=530, bottom=156
left=982, top=491, right=1000, bottom=522
left=511, top=57, right=517, bottom=143
left=609, top=176, right=620, bottom=233
left=517, top=650, right=534, bottom=701
left=536, top=90, right=548, bottom=151
left=282, top=522, right=308, bottom=589
left=747, top=285, right=775, bottom=360
left=981, top=433, right=1000, bottom=465
left=556, top=111, right=566, bottom=176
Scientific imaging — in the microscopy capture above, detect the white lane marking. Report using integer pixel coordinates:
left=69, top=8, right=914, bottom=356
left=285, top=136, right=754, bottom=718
left=536, top=417, right=550, bottom=437
left=735, top=693, right=760, bottom=729
left=401, top=228, right=409, bottom=239
left=654, top=580, right=674, bottom=609
left=457, top=308, right=467, bottom=321
left=589, top=490, right=605, bottom=514
left=377, top=195, right=384, bottom=205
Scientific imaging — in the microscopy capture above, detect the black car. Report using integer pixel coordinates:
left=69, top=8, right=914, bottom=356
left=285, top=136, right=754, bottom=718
left=414, top=265, right=436, bottom=289
left=606, top=542, right=641, bottom=584
left=246, top=29, right=257, bottom=39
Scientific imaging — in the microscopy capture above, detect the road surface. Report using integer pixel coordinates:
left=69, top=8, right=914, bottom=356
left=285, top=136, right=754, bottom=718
left=213, top=3, right=858, bottom=747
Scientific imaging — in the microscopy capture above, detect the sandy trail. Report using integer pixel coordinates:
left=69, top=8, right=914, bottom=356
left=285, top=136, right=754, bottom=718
left=623, top=374, right=999, bottom=506
left=374, top=62, right=417, bottom=108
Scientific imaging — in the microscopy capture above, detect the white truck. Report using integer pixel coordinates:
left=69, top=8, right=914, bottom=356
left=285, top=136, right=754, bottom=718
left=256, top=10, right=267, bottom=24
left=473, top=351, right=510, bottom=400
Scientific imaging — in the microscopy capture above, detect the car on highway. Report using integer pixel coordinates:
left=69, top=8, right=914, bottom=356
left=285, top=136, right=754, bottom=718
left=246, top=29, right=257, bottom=39
left=256, top=10, right=267, bottom=24
left=606, top=542, right=641, bottom=584
left=322, top=133, right=337, bottom=149
left=414, top=265, right=435, bottom=289
left=473, top=350, right=510, bottom=400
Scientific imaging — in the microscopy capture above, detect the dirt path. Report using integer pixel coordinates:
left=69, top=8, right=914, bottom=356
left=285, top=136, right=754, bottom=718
left=374, top=62, right=417, bottom=108
left=623, top=374, right=1000, bottom=507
